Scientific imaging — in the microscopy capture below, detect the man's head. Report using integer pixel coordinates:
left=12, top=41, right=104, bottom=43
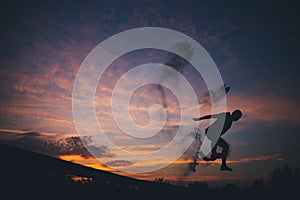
left=232, top=109, right=242, bottom=121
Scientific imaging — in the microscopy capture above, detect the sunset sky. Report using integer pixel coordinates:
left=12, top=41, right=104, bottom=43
left=1, top=0, right=299, bottom=186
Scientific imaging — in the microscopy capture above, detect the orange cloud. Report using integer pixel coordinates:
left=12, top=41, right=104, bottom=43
left=59, top=154, right=112, bottom=171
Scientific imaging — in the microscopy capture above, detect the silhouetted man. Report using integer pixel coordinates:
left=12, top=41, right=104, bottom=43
left=193, top=110, right=242, bottom=171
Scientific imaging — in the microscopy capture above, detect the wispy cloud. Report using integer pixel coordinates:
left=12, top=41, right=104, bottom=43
left=227, top=93, right=300, bottom=123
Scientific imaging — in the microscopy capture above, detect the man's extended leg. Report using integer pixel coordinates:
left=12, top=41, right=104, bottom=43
left=202, top=142, right=221, bottom=161
left=217, top=138, right=232, bottom=171
left=210, top=139, right=222, bottom=161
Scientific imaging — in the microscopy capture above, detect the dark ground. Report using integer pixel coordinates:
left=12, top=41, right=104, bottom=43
left=0, top=143, right=298, bottom=200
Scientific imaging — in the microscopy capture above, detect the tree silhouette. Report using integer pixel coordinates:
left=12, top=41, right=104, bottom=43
left=267, top=164, right=299, bottom=192
left=154, top=177, right=170, bottom=184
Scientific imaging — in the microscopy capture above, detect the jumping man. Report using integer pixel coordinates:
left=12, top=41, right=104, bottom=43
left=193, top=110, right=242, bottom=171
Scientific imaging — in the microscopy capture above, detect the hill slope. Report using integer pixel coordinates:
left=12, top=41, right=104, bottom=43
left=0, top=143, right=185, bottom=198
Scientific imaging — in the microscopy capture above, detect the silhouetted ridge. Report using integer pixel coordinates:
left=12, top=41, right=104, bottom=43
left=0, top=143, right=185, bottom=199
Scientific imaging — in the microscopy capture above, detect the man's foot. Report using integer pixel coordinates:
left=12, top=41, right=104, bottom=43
left=202, top=156, right=211, bottom=161
left=220, top=165, right=232, bottom=171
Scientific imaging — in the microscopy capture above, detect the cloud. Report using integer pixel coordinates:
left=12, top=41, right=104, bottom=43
left=226, top=93, right=300, bottom=123
left=106, top=160, right=134, bottom=167
left=47, top=136, right=115, bottom=159
left=58, top=154, right=113, bottom=171
left=85, top=144, right=116, bottom=159
left=0, top=130, right=115, bottom=159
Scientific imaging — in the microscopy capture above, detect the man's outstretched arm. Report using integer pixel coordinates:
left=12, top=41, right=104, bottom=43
left=193, top=113, right=225, bottom=121
left=193, top=115, right=212, bottom=121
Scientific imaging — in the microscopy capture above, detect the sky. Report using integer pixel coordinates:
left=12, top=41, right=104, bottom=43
left=1, top=0, right=300, bottom=186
